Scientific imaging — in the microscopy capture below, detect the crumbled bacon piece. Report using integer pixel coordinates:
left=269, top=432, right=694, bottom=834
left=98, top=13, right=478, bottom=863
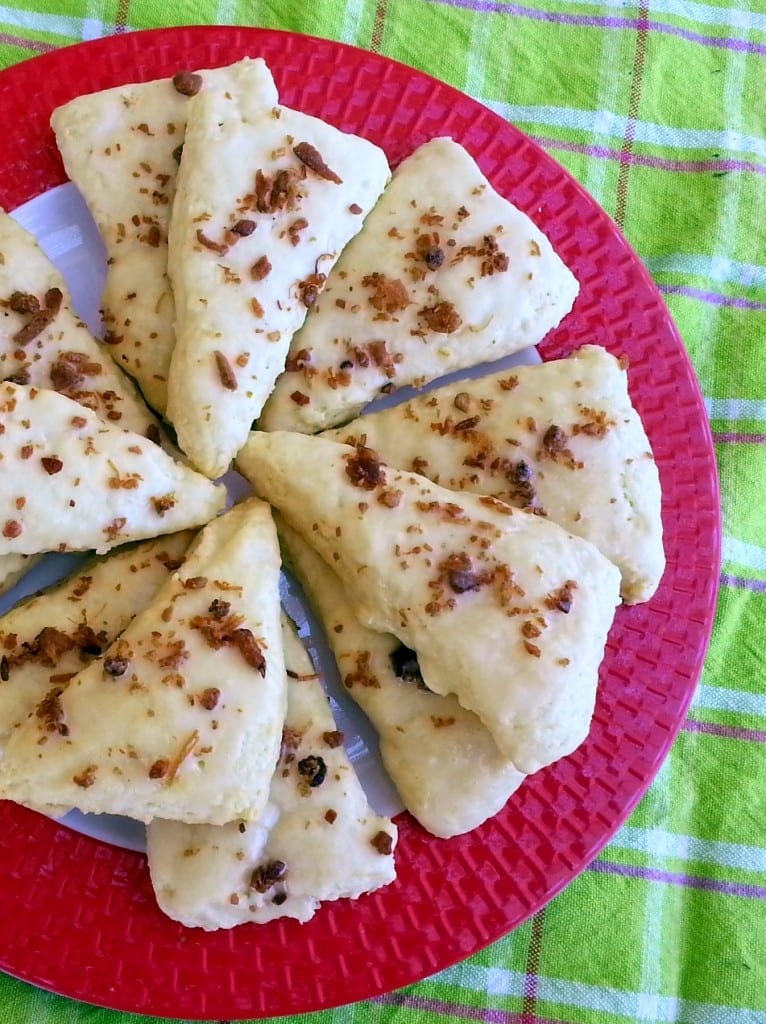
left=361, top=273, right=410, bottom=314
left=344, top=445, right=386, bottom=490
left=9, top=291, right=39, bottom=314
left=172, top=70, right=203, bottom=95
left=190, top=602, right=265, bottom=674
left=103, top=656, right=129, bottom=678
left=344, top=650, right=379, bottom=689
left=285, top=348, right=311, bottom=372
left=195, top=229, right=228, bottom=255
left=152, top=494, right=176, bottom=516
left=230, top=629, right=266, bottom=675
left=41, top=456, right=63, bottom=475
left=149, top=759, right=169, bottom=779
left=297, top=272, right=326, bottom=307
left=323, top=730, right=344, bottom=748
left=419, top=300, right=462, bottom=333
left=542, top=424, right=567, bottom=453
left=290, top=390, right=310, bottom=406
left=545, top=579, right=578, bottom=613
left=251, top=256, right=272, bottom=281
left=440, top=552, right=492, bottom=594
left=231, top=218, right=256, bottom=236
left=214, top=350, right=237, bottom=391
left=50, top=351, right=102, bottom=394
left=370, top=830, right=393, bottom=855
left=254, top=166, right=305, bottom=214
left=250, top=859, right=287, bottom=893
left=200, top=687, right=220, bottom=710
left=36, top=686, right=68, bottom=736
left=293, top=141, right=342, bottom=183
left=297, top=755, right=327, bottom=787
left=480, top=234, right=509, bottom=276
left=73, top=765, right=97, bottom=788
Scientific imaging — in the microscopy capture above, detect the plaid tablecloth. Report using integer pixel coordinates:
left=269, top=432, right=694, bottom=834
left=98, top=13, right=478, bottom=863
left=1, top=2, right=764, bottom=1022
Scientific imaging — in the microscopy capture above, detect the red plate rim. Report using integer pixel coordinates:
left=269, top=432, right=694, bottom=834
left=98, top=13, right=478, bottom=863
left=0, top=25, right=721, bottom=1020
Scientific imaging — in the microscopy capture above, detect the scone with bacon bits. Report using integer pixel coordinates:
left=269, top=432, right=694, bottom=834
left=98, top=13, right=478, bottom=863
left=0, top=532, right=194, bottom=758
left=165, top=64, right=390, bottom=478
left=0, top=383, right=224, bottom=557
left=51, top=59, right=279, bottom=413
left=147, top=614, right=397, bottom=929
left=0, top=499, right=285, bottom=824
left=0, top=210, right=160, bottom=590
left=259, top=137, right=579, bottom=433
left=324, top=345, right=664, bottom=603
left=278, top=519, right=525, bottom=838
left=238, top=432, right=620, bottom=774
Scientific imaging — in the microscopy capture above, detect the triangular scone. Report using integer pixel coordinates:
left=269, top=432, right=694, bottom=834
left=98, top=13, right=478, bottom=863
left=51, top=59, right=279, bottom=413
left=0, top=210, right=157, bottom=434
left=147, top=613, right=397, bottom=929
left=0, top=499, right=285, bottom=824
left=0, top=533, right=194, bottom=758
left=0, top=383, right=225, bottom=556
left=238, top=432, right=621, bottom=774
left=259, top=137, right=579, bottom=433
left=165, top=79, right=390, bottom=478
left=278, top=519, right=525, bottom=838
left=324, top=345, right=664, bottom=604
left=0, top=211, right=160, bottom=589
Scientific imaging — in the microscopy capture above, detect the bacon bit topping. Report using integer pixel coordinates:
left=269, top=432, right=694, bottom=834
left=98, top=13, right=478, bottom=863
left=200, top=687, right=220, bottom=710
left=297, top=755, right=327, bottom=787
left=9, top=291, right=39, bottom=314
left=415, top=499, right=469, bottom=523
left=250, top=859, right=287, bottom=893
left=542, top=424, right=567, bottom=453
left=149, top=759, right=169, bottom=779
left=250, top=296, right=265, bottom=318
left=344, top=650, right=380, bottom=689
left=73, top=765, right=97, bottom=788
left=521, top=620, right=542, bottom=639
left=297, top=272, right=326, bottom=307
left=441, top=552, right=493, bottom=594
left=523, top=639, right=541, bottom=658
left=104, top=656, right=129, bottom=678
left=173, top=70, right=203, bottom=95
left=545, top=579, right=578, bottom=613
left=50, top=351, right=102, bottom=394
left=293, top=141, right=342, bottom=183
left=103, top=517, right=127, bottom=541
left=453, top=392, right=471, bottom=413
left=389, top=644, right=426, bottom=688
left=214, top=350, right=237, bottom=391
left=344, top=445, right=386, bottom=490
left=419, top=300, right=462, bottom=333
left=3, top=520, right=21, bottom=539
left=231, top=218, right=256, bottom=236
left=195, top=229, right=228, bottom=255
left=36, top=686, right=68, bottom=735
left=325, top=809, right=338, bottom=824
left=280, top=726, right=303, bottom=761
left=152, top=494, right=176, bottom=516
left=573, top=405, right=615, bottom=438
left=431, top=716, right=456, bottom=728
left=286, top=669, right=320, bottom=681
left=20, top=445, right=33, bottom=459
left=529, top=239, right=541, bottom=256
left=498, top=376, right=518, bottom=391
left=454, top=415, right=480, bottom=433
left=254, top=166, right=305, bottom=214
left=361, top=273, right=410, bottom=315
left=480, top=234, right=509, bottom=275
left=349, top=203, right=362, bottom=214
left=40, top=456, right=63, bottom=475
left=230, top=629, right=266, bottom=674
left=183, top=576, right=208, bottom=590
left=377, top=487, right=403, bottom=508
left=251, top=255, right=272, bottom=281
left=190, top=602, right=266, bottom=674
left=285, top=348, right=311, bottom=372
left=290, top=390, right=310, bottom=406
left=144, top=224, right=161, bottom=248
left=371, top=830, right=393, bottom=855
left=323, top=730, right=344, bottom=749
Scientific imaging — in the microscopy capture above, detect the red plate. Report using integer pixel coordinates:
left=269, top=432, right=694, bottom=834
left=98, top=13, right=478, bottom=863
left=0, top=25, right=720, bottom=1019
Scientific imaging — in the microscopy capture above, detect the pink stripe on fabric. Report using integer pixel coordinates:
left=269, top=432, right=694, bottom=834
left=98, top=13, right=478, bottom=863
left=591, top=858, right=766, bottom=898
left=713, top=432, right=766, bottom=443
left=374, top=993, right=562, bottom=1024
left=430, top=0, right=766, bottom=55
left=721, top=573, right=766, bottom=593
left=658, top=284, right=766, bottom=310
left=0, top=33, right=56, bottom=53
left=683, top=718, right=766, bottom=743
left=529, top=137, right=766, bottom=178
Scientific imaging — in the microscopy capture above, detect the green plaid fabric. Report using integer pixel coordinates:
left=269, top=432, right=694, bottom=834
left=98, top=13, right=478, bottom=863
left=1, top=1, right=764, bottom=1022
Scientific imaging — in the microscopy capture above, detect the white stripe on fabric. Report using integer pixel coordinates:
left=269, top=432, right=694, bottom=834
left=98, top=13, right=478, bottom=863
left=582, top=8, right=626, bottom=205
left=723, top=535, right=766, bottom=573
left=705, top=396, right=766, bottom=421
left=611, top=825, right=766, bottom=874
left=645, top=254, right=766, bottom=290
left=437, top=964, right=758, bottom=1022
left=464, top=10, right=495, bottom=100
left=0, top=5, right=95, bottom=37
left=482, top=101, right=766, bottom=160
left=554, top=0, right=766, bottom=33
left=691, top=683, right=766, bottom=718
left=638, top=757, right=672, bottom=1022
left=340, top=0, right=367, bottom=44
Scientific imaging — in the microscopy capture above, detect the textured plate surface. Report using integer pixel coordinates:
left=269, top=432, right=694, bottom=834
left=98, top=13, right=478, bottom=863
left=0, top=25, right=720, bottom=1020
